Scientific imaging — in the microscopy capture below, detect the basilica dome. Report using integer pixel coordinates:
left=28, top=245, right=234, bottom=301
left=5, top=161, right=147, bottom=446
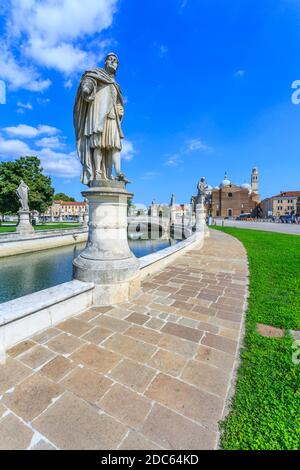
left=220, top=174, right=231, bottom=188
left=241, top=183, right=252, bottom=192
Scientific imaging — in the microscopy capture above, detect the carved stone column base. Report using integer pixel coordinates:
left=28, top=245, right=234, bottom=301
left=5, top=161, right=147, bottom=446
left=195, top=204, right=209, bottom=237
left=16, top=210, right=34, bottom=236
left=73, top=180, right=140, bottom=306
left=92, top=273, right=141, bottom=306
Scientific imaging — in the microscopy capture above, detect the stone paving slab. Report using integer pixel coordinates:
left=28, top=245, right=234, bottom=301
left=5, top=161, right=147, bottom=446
left=0, top=229, right=248, bottom=450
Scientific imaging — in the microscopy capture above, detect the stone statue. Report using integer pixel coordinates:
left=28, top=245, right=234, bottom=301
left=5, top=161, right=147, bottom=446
left=74, top=52, right=128, bottom=185
left=16, top=180, right=29, bottom=211
left=197, top=177, right=206, bottom=205
left=170, top=194, right=175, bottom=207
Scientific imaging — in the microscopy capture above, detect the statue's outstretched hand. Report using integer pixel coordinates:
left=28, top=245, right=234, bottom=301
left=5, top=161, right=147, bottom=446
left=82, top=78, right=96, bottom=102
left=117, top=104, right=124, bottom=118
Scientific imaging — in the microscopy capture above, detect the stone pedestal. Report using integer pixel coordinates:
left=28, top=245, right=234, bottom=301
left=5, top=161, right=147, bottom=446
left=170, top=206, right=176, bottom=225
left=73, top=180, right=140, bottom=306
left=16, top=210, right=34, bottom=236
left=83, top=210, right=89, bottom=228
left=195, top=204, right=210, bottom=238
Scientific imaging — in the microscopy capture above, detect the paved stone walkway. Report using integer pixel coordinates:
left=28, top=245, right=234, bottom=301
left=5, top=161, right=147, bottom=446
left=0, top=230, right=248, bottom=450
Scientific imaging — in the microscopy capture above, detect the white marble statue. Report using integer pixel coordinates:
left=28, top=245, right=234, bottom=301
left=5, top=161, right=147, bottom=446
left=74, top=52, right=128, bottom=185
left=197, top=177, right=206, bottom=206
left=16, top=180, right=29, bottom=211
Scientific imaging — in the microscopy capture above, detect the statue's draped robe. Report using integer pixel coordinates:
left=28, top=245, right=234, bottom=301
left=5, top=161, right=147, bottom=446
left=74, top=68, right=124, bottom=184
left=16, top=182, right=29, bottom=211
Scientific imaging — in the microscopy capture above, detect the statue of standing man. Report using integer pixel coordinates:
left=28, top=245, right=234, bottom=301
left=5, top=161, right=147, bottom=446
left=74, top=52, right=128, bottom=185
left=16, top=180, right=29, bottom=211
left=197, top=177, right=207, bottom=206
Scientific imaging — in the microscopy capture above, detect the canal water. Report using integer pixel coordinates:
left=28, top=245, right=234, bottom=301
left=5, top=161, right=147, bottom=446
left=0, top=238, right=175, bottom=303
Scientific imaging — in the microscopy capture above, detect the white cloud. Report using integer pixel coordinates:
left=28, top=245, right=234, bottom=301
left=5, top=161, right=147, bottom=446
left=122, top=139, right=135, bottom=161
left=180, top=0, right=188, bottom=9
left=35, top=136, right=65, bottom=149
left=3, top=124, right=60, bottom=138
left=235, top=69, right=245, bottom=78
left=38, top=148, right=81, bottom=178
left=1, top=0, right=120, bottom=83
left=158, top=45, right=168, bottom=59
left=0, top=44, right=52, bottom=92
left=165, top=137, right=212, bottom=166
left=28, top=40, right=92, bottom=75
left=16, top=101, right=33, bottom=114
left=10, top=0, right=118, bottom=44
left=17, top=102, right=33, bottom=110
left=186, top=138, right=211, bottom=152
left=165, top=154, right=182, bottom=166
left=37, top=97, right=50, bottom=105
left=0, top=136, right=32, bottom=158
left=0, top=134, right=80, bottom=179
left=64, top=79, right=73, bottom=89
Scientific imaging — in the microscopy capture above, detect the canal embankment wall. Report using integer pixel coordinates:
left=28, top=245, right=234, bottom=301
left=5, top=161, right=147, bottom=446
left=0, top=229, right=88, bottom=258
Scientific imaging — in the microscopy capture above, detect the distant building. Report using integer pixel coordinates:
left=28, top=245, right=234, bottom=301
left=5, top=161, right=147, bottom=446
left=45, top=200, right=87, bottom=221
left=260, top=197, right=273, bottom=218
left=211, top=168, right=260, bottom=218
left=297, top=197, right=300, bottom=216
left=175, top=204, right=191, bottom=218
left=147, top=201, right=190, bottom=220
left=261, top=191, right=300, bottom=218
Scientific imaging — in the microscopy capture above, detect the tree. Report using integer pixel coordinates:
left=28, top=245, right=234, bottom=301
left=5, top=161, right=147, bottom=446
left=0, top=156, right=54, bottom=216
left=54, top=193, right=75, bottom=202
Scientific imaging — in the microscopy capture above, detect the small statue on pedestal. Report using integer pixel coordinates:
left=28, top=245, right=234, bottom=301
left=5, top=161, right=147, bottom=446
left=16, top=180, right=29, bottom=211
left=197, top=177, right=207, bottom=206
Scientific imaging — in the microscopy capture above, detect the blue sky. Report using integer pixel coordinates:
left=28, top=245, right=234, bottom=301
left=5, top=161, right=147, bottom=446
left=0, top=0, right=300, bottom=205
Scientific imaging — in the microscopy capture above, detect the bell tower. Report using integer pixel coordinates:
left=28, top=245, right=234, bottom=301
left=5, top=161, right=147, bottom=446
left=251, top=167, right=259, bottom=194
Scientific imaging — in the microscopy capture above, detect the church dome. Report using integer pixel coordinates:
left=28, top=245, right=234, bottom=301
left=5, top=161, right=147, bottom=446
left=220, top=173, right=231, bottom=188
left=206, top=185, right=213, bottom=192
left=242, top=183, right=252, bottom=192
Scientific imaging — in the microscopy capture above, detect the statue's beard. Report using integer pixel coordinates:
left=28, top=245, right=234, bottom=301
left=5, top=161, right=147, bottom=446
left=105, top=65, right=117, bottom=76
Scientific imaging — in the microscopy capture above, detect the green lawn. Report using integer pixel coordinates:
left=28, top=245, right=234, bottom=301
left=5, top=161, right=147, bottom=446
left=212, top=227, right=300, bottom=450
left=0, top=223, right=81, bottom=233
left=34, top=223, right=82, bottom=231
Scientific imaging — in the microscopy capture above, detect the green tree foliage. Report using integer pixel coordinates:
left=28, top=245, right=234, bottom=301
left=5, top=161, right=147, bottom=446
left=0, top=156, right=54, bottom=215
left=53, top=192, right=75, bottom=202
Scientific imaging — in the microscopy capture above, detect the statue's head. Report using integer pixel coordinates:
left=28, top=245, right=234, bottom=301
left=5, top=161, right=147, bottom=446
left=104, top=52, right=119, bottom=75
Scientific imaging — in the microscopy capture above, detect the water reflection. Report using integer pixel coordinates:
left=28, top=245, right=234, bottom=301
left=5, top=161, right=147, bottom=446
left=0, top=238, right=175, bottom=303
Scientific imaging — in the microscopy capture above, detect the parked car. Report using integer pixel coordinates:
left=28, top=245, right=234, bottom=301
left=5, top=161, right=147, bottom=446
left=236, top=213, right=252, bottom=221
left=280, top=215, right=295, bottom=224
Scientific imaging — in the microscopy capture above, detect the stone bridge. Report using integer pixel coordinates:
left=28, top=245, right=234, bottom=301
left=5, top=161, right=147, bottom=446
left=127, top=215, right=194, bottom=239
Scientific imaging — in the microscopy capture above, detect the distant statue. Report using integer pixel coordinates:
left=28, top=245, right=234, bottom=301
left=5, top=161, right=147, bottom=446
left=16, top=180, right=29, bottom=211
left=170, top=194, right=175, bottom=207
left=197, top=177, right=206, bottom=205
left=74, top=52, right=128, bottom=185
